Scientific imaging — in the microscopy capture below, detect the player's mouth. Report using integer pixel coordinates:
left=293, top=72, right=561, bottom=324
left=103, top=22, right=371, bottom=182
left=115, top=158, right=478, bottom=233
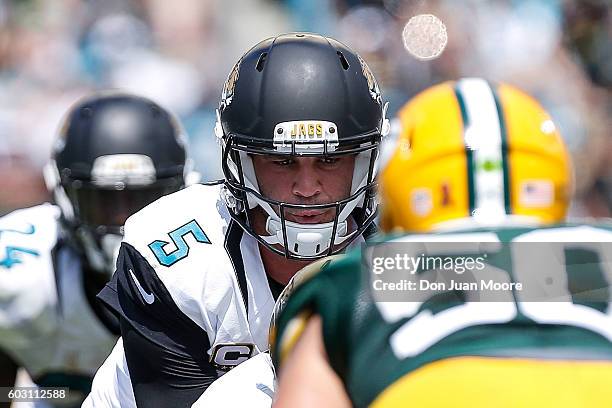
left=286, top=209, right=332, bottom=224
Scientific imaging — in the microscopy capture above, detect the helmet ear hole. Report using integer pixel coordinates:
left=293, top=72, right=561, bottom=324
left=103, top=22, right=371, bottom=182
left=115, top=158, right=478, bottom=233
left=337, top=51, right=350, bottom=70
left=256, top=53, right=268, bottom=72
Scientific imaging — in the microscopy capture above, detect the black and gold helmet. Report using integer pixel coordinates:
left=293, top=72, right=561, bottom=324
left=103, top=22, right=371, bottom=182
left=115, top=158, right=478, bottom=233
left=217, top=33, right=389, bottom=260
left=45, top=91, right=193, bottom=273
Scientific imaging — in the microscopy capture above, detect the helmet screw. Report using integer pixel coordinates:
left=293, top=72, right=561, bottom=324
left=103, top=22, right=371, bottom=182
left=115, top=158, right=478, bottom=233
left=329, top=127, right=335, bottom=133
left=80, top=107, right=93, bottom=118
left=150, top=104, right=161, bottom=117
left=277, top=127, right=283, bottom=134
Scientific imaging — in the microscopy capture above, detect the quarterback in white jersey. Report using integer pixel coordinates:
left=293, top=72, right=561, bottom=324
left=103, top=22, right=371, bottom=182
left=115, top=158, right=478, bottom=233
left=86, top=33, right=388, bottom=407
left=0, top=92, right=191, bottom=407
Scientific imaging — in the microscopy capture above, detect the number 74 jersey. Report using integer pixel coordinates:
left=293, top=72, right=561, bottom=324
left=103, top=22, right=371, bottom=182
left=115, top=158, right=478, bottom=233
left=272, top=223, right=612, bottom=408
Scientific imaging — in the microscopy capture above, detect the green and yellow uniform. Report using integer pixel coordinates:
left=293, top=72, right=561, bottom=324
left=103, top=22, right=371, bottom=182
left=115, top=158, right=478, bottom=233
left=273, top=224, right=612, bottom=407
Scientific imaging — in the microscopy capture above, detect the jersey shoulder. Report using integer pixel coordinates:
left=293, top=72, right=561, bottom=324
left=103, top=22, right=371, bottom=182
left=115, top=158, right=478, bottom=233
left=0, top=203, right=60, bottom=253
left=124, top=183, right=228, bottom=248
left=0, top=204, right=61, bottom=345
left=122, top=183, right=232, bottom=273
left=512, top=221, right=612, bottom=240
left=120, top=181, right=236, bottom=282
left=0, top=202, right=61, bottom=285
left=102, top=183, right=248, bottom=346
left=385, top=221, right=612, bottom=243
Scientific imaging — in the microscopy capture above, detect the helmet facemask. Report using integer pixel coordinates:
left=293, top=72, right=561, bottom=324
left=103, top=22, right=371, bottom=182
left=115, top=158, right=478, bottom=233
left=220, top=126, right=382, bottom=260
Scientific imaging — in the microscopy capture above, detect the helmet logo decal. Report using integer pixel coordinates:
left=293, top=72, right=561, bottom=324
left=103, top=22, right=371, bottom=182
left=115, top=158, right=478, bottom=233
left=357, top=55, right=381, bottom=102
left=273, top=121, right=339, bottom=153
left=221, top=60, right=240, bottom=109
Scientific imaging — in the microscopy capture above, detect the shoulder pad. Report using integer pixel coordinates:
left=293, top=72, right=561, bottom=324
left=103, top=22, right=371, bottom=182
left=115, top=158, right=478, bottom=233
left=116, top=184, right=251, bottom=342
left=0, top=203, right=60, bottom=272
left=123, top=184, right=230, bottom=269
left=0, top=204, right=60, bottom=342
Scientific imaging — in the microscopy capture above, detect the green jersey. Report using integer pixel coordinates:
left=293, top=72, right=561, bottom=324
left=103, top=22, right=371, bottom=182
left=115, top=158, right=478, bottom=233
left=273, top=223, right=612, bottom=407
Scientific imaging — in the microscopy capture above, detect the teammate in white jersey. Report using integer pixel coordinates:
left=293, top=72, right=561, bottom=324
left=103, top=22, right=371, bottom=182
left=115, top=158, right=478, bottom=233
left=0, top=92, right=192, bottom=407
left=85, top=33, right=389, bottom=407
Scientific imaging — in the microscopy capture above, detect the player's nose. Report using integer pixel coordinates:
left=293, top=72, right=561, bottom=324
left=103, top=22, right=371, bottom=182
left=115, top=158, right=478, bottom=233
left=291, top=158, right=321, bottom=199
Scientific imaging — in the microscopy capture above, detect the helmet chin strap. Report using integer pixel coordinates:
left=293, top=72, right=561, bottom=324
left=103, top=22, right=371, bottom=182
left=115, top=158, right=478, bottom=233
left=78, top=228, right=122, bottom=277
left=254, top=189, right=363, bottom=257
left=263, top=217, right=352, bottom=257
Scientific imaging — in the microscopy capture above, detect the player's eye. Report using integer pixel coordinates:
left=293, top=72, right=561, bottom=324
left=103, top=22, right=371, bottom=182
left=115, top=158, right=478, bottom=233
left=320, top=157, right=339, bottom=165
left=273, top=158, right=294, bottom=166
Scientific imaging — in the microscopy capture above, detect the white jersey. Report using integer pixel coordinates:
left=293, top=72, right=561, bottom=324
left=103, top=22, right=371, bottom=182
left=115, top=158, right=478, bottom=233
left=84, top=343, right=275, bottom=408
left=117, top=182, right=275, bottom=357
left=193, top=352, right=275, bottom=407
left=81, top=338, right=135, bottom=408
left=87, top=183, right=366, bottom=407
left=0, top=204, right=117, bottom=400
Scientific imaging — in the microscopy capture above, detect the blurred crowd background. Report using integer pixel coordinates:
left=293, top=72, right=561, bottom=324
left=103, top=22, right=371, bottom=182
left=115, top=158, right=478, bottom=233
left=0, top=0, right=609, bottom=217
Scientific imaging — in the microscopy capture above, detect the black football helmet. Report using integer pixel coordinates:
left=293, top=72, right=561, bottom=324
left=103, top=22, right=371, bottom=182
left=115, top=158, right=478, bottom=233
left=217, top=33, right=389, bottom=260
left=45, top=91, right=193, bottom=274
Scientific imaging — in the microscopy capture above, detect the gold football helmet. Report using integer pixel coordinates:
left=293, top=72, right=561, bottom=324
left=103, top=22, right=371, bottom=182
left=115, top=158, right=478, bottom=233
left=379, top=78, right=573, bottom=233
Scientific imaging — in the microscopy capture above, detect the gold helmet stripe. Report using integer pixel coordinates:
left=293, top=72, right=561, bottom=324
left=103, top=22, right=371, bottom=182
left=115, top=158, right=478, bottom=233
left=454, top=78, right=508, bottom=221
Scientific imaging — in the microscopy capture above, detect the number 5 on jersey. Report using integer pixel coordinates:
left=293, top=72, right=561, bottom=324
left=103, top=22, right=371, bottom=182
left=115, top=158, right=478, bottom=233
left=149, top=220, right=210, bottom=267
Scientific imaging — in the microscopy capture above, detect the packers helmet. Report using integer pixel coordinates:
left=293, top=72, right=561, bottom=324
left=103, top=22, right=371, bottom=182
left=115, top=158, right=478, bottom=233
left=379, top=78, right=573, bottom=233
left=268, top=255, right=341, bottom=364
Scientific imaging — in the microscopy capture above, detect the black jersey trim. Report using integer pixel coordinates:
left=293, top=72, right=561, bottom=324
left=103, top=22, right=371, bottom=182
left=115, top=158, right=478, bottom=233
left=224, top=220, right=249, bottom=314
left=98, top=242, right=211, bottom=353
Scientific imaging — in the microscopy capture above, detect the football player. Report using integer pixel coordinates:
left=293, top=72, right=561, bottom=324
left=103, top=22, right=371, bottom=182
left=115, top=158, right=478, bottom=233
left=272, top=78, right=612, bottom=407
left=0, top=92, right=191, bottom=406
left=84, top=33, right=387, bottom=407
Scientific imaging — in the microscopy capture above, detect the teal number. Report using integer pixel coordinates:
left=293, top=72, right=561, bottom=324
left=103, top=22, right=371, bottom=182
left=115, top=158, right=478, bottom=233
left=0, top=225, right=39, bottom=269
left=149, top=220, right=211, bottom=266
left=0, top=247, right=39, bottom=268
left=0, top=225, right=35, bottom=236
